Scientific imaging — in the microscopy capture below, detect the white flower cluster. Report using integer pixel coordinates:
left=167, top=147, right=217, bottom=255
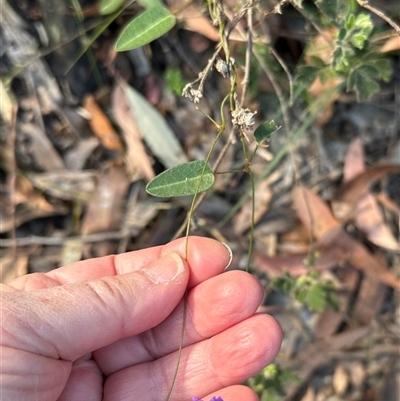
left=231, top=107, right=257, bottom=131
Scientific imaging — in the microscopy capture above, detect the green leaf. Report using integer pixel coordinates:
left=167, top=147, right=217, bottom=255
left=254, top=120, right=278, bottom=143
left=146, top=160, right=214, bottom=197
left=307, top=282, right=326, bottom=312
left=296, top=65, right=320, bottom=87
left=99, top=0, right=126, bottom=15
left=119, top=82, right=187, bottom=168
left=346, top=13, right=355, bottom=30
left=136, top=0, right=163, bottom=8
left=354, top=13, right=373, bottom=35
left=315, top=0, right=349, bottom=23
left=347, top=65, right=380, bottom=101
left=351, top=32, right=368, bottom=49
left=365, top=57, right=393, bottom=82
left=164, top=67, right=186, bottom=95
left=115, top=7, right=176, bottom=52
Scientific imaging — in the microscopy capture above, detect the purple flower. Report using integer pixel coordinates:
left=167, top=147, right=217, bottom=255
left=192, top=397, right=224, bottom=401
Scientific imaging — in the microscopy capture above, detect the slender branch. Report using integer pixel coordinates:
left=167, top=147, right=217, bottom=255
left=269, top=47, right=294, bottom=106
left=356, top=0, right=400, bottom=36
left=240, top=4, right=253, bottom=107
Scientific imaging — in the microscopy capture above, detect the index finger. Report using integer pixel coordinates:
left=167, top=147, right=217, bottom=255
left=11, top=237, right=232, bottom=291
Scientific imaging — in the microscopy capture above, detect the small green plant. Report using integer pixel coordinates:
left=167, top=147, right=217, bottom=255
left=247, top=363, right=301, bottom=401
left=271, top=271, right=338, bottom=313
left=164, top=67, right=186, bottom=96
left=296, top=2, right=393, bottom=101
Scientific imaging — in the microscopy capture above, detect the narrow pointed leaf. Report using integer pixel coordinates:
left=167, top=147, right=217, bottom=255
left=115, top=7, right=176, bottom=51
left=146, top=161, right=214, bottom=197
left=254, top=120, right=278, bottom=143
left=99, top=0, right=126, bottom=15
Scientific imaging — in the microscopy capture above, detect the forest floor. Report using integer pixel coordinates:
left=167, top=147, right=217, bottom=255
left=1, top=0, right=400, bottom=400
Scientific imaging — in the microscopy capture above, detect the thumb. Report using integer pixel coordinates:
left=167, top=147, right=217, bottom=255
left=3, top=253, right=188, bottom=361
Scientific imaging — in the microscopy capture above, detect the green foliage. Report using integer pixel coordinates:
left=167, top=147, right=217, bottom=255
left=99, top=0, right=126, bottom=15
left=332, top=13, right=373, bottom=71
left=115, top=6, right=176, bottom=51
left=296, top=1, right=393, bottom=102
left=247, top=364, right=301, bottom=401
left=145, top=160, right=215, bottom=197
left=164, top=68, right=186, bottom=95
left=254, top=120, right=279, bottom=144
left=272, top=271, right=338, bottom=312
left=314, top=0, right=350, bottom=25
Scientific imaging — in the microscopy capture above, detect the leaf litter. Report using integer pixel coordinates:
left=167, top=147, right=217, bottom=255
left=1, top=1, right=400, bottom=400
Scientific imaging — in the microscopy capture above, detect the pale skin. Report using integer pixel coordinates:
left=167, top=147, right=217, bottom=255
left=1, top=236, right=283, bottom=401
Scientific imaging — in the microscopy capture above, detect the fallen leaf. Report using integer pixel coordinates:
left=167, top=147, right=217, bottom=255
left=293, top=185, right=340, bottom=238
left=342, top=138, right=399, bottom=251
left=353, top=275, right=386, bottom=324
left=81, top=163, right=130, bottom=236
left=355, top=194, right=399, bottom=251
left=380, top=35, right=400, bottom=53
left=253, top=248, right=342, bottom=277
left=320, top=226, right=400, bottom=290
left=333, top=365, right=349, bottom=396
left=17, top=122, right=65, bottom=171
left=343, top=137, right=365, bottom=182
left=83, top=94, right=124, bottom=152
left=0, top=254, right=28, bottom=284
left=294, top=185, right=400, bottom=289
left=118, top=81, right=187, bottom=169
left=27, top=170, right=97, bottom=201
left=335, top=165, right=400, bottom=203
left=111, top=83, right=155, bottom=181
left=281, top=327, right=370, bottom=401
left=0, top=175, right=67, bottom=233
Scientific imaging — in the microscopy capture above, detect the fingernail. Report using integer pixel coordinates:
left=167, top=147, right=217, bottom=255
left=221, top=242, right=233, bottom=270
left=143, top=253, right=185, bottom=284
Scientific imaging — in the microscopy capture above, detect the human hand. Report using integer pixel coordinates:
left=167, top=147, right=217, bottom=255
left=1, top=236, right=282, bottom=401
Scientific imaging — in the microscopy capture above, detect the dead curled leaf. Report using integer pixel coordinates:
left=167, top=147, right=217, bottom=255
left=341, top=138, right=399, bottom=251
left=83, top=94, right=124, bottom=152
left=81, top=163, right=130, bottom=235
left=111, top=83, right=155, bottom=182
left=335, top=165, right=400, bottom=204
left=293, top=186, right=400, bottom=290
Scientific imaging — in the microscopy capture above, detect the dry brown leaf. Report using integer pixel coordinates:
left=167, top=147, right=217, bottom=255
left=83, top=94, right=124, bottom=152
left=343, top=137, right=365, bottom=182
left=380, top=35, right=400, bottom=53
left=233, top=178, right=272, bottom=234
left=253, top=248, right=341, bottom=277
left=179, top=5, right=220, bottom=42
left=18, top=122, right=65, bottom=171
left=294, top=186, right=400, bottom=289
left=81, top=163, right=130, bottom=236
left=335, top=165, right=400, bottom=203
left=353, top=275, right=386, bottom=324
left=343, top=138, right=399, bottom=251
left=333, top=365, right=349, bottom=396
left=281, top=327, right=370, bottom=401
left=320, top=226, right=400, bottom=290
left=376, top=193, right=400, bottom=216
left=355, top=194, right=399, bottom=251
left=302, top=29, right=342, bottom=125
left=111, top=84, right=155, bottom=182
left=0, top=254, right=28, bottom=284
left=1, top=175, right=67, bottom=233
left=293, top=185, right=340, bottom=238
